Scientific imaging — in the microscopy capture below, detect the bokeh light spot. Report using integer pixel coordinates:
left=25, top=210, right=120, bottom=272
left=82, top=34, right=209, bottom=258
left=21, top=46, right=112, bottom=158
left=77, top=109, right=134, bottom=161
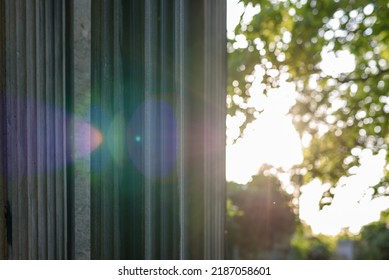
left=128, top=98, right=177, bottom=179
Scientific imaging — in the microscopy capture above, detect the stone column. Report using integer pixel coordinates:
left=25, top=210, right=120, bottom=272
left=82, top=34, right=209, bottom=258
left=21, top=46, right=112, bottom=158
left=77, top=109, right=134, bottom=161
left=1, top=0, right=73, bottom=259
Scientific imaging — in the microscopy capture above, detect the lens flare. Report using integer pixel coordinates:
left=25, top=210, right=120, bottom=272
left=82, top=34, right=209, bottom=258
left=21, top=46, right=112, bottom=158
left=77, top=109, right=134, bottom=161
left=107, top=112, right=125, bottom=166
left=75, top=119, right=103, bottom=159
left=127, top=98, right=177, bottom=179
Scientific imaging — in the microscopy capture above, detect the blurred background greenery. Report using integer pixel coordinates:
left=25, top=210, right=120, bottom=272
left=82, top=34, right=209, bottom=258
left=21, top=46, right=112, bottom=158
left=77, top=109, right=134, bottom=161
left=226, top=0, right=389, bottom=259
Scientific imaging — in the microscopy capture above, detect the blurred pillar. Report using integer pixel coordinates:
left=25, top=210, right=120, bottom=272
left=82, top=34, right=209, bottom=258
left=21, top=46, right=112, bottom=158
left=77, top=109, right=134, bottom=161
left=91, top=0, right=226, bottom=259
left=0, top=0, right=73, bottom=259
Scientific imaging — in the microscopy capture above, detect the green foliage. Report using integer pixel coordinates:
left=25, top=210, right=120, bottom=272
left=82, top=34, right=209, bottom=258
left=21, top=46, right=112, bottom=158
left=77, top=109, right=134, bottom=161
left=290, top=223, right=335, bottom=259
left=226, top=198, right=244, bottom=217
left=307, top=241, right=332, bottom=260
left=226, top=174, right=296, bottom=259
left=229, top=0, right=389, bottom=201
left=356, top=210, right=389, bottom=259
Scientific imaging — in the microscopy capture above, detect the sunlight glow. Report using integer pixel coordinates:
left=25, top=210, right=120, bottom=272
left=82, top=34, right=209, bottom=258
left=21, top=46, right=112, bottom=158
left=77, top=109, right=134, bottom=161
left=226, top=0, right=389, bottom=236
left=226, top=86, right=303, bottom=184
left=300, top=150, right=389, bottom=235
left=74, top=119, right=103, bottom=159
left=227, top=0, right=244, bottom=39
left=320, top=49, right=356, bottom=77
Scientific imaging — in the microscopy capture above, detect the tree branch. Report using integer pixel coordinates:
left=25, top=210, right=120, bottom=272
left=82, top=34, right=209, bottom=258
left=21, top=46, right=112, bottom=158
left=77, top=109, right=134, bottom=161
left=335, top=66, right=389, bottom=83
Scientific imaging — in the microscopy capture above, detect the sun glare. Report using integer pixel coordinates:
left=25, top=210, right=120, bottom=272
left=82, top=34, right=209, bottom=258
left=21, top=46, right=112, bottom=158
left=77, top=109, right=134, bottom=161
left=226, top=86, right=302, bottom=184
left=300, top=150, right=388, bottom=235
left=226, top=0, right=389, bottom=236
left=74, top=118, right=103, bottom=159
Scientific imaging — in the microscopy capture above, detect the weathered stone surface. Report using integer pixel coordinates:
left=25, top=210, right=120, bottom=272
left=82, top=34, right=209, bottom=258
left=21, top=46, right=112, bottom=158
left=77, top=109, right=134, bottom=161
left=73, top=0, right=91, bottom=261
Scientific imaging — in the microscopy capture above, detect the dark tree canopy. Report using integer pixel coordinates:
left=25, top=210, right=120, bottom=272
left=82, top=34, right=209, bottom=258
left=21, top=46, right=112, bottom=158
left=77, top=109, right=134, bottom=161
left=229, top=0, right=389, bottom=202
left=226, top=174, right=296, bottom=259
left=356, top=210, right=389, bottom=259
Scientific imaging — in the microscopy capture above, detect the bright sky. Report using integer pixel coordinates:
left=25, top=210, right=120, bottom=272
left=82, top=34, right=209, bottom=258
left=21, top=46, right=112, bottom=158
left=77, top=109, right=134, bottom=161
left=226, top=0, right=389, bottom=236
left=226, top=84, right=303, bottom=184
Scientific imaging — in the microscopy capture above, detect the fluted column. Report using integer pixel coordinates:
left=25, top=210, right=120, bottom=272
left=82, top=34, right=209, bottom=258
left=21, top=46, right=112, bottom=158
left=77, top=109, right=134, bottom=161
left=91, top=0, right=226, bottom=259
left=1, top=0, right=73, bottom=259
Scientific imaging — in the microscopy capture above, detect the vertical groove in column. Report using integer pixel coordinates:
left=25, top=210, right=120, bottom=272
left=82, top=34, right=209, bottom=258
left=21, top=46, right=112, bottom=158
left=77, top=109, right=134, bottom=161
left=100, top=0, right=113, bottom=259
left=65, top=0, right=74, bottom=260
left=45, top=0, right=56, bottom=260
left=185, top=0, right=206, bottom=260
left=174, top=0, right=186, bottom=260
left=204, top=0, right=226, bottom=259
left=91, top=0, right=102, bottom=259
left=204, top=0, right=212, bottom=258
left=112, top=0, right=122, bottom=260
left=5, top=0, right=17, bottom=260
left=219, top=1, right=227, bottom=259
left=159, top=0, right=175, bottom=260
left=15, top=0, right=28, bottom=259
left=25, top=0, right=38, bottom=259
left=36, top=0, right=48, bottom=260
left=160, top=0, right=168, bottom=258
left=54, top=0, right=64, bottom=259
left=5, top=0, right=12, bottom=258
left=0, top=0, right=6, bottom=260
left=144, top=0, right=157, bottom=260
left=6, top=1, right=21, bottom=259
